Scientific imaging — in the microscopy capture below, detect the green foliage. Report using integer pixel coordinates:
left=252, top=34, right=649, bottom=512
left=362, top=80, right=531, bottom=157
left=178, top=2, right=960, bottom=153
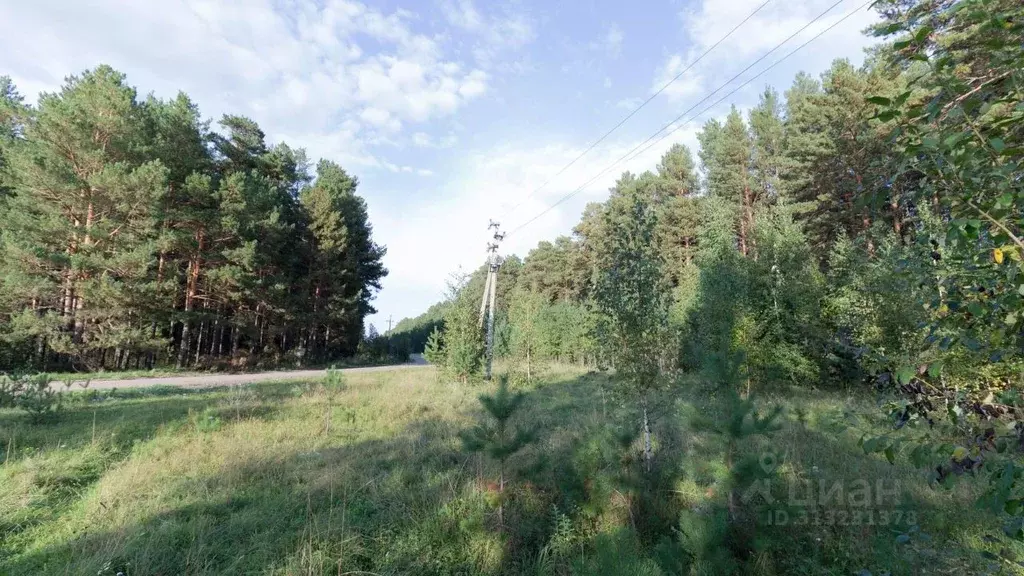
left=854, top=0, right=1024, bottom=542
left=592, top=174, right=675, bottom=472
left=460, top=376, right=534, bottom=462
left=570, top=530, right=665, bottom=576
left=423, top=326, right=444, bottom=365
left=0, top=66, right=386, bottom=374
left=460, top=375, right=535, bottom=530
left=507, top=288, right=546, bottom=381
left=391, top=300, right=448, bottom=355
left=346, top=0, right=1024, bottom=553
left=1, top=373, right=63, bottom=423
left=666, top=391, right=783, bottom=575
left=324, top=366, right=347, bottom=392
left=593, top=174, right=674, bottom=395
left=437, top=275, right=484, bottom=383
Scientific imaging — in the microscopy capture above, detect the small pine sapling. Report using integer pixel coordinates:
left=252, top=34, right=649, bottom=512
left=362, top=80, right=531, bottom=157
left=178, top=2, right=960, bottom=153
left=0, top=373, right=26, bottom=408
left=423, top=326, right=444, bottom=365
left=673, top=390, right=783, bottom=573
left=322, top=366, right=347, bottom=434
left=15, top=374, right=64, bottom=423
left=718, top=391, right=783, bottom=521
left=460, top=375, right=535, bottom=530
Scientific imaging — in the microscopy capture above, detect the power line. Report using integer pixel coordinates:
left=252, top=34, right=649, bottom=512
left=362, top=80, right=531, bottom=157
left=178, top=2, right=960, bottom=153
left=499, top=0, right=774, bottom=218
left=505, top=0, right=870, bottom=239
left=619, top=2, right=873, bottom=168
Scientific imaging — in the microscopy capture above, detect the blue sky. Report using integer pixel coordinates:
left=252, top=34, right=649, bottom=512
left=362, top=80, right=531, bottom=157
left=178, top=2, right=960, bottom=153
left=1, top=0, right=879, bottom=329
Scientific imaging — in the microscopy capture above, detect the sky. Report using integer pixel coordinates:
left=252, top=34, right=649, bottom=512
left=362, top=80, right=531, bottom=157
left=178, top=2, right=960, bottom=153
left=1, top=0, right=880, bottom=330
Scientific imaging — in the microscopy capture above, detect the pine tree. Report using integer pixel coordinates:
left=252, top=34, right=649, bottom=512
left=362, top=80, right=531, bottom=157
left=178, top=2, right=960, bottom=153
left=423, top=326, right=444, bottom=365
left=0, top=68, right=388, bottom=373
left=783, top=60, right=902, bottom=253
left=653, top=144, right=702, bottom=283
left=674, top=392, right=782, bottom=574
left=300, top=160, right=358, bottom=361
left=2, top=66, right=167, bottom=367
left=699, top=107, right=755, bottom=256
left=749, top=87, right=789, bottom=204
left=460, top=374, right=535, bottom=531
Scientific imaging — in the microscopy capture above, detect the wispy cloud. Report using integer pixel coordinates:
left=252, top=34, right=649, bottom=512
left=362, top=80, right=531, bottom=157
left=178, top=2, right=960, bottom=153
left=0, top=0, right=501, bottom=171
left=440, top=0, right=536, bottom=68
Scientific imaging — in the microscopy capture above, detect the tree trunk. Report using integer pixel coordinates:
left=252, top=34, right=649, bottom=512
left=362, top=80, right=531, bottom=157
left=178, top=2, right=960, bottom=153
left=727, top=443, right=737, bottom=520
left=498, top=460, right=505, bottom=532
left=209, top=314, right=219, bottom=356
left=891, top=196, right=901, bottom=237
left=742, top=184, right=755, bottom=259
left=642, top=396, right=652, bottom=473
left=73, top=200, right=95, bottom=344
left=863, top=214, right=875, bottom=255
left=35, top=336, right=47, bottom=369
left=194, top=319, right=205, bottom=366
left=148, top=251, right=167, bottom=369
left=178, top=230, right=204, bottom=368
left=216, top=323, right=225, bottom=357
left=177, top=322, right=191, bottom=368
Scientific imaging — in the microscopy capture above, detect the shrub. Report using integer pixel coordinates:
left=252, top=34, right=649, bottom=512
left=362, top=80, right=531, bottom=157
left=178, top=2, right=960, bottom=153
left=1, top=373, right=64, bottom=423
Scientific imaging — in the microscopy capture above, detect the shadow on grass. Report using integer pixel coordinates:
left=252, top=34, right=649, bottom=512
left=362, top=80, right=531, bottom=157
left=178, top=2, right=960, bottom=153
left=1, top=415, right=505, bottom=576
left=736, top=401, right=1024, bottom=576
left=2, top=383, right=288, bottom=459
left=2, top=372, right=1014, bottom=576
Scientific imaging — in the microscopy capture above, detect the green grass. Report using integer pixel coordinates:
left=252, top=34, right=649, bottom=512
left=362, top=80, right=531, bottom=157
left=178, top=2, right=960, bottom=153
left=39, top=356, right=411, bottom=383
left=1, top=366, right=1021, bottom=575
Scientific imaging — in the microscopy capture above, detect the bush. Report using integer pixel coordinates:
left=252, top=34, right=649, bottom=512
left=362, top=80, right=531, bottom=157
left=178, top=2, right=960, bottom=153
left=1, top=372, right=64, bottom=423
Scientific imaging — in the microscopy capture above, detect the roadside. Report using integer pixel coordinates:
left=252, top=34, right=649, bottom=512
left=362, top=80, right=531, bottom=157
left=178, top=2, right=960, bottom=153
left=50, top=354, right=429, bottom=391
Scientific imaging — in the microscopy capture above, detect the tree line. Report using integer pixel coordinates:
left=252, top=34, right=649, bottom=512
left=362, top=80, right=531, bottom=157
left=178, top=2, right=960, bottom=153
left=0, top=67, right=387, bottom=373
left=406, top=0, right=1022, bottom=397
left=407, top=0, right=1023, bottom=562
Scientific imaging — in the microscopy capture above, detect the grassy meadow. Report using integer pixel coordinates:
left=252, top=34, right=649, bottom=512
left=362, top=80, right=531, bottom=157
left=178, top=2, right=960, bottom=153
left=1, top=365, right=1021, bottom=575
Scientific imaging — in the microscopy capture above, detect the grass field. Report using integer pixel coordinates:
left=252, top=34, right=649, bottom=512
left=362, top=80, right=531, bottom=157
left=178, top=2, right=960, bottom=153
left=42, top=356, right=410, bottom=384
left=1, top=366, right=1021, bottom=575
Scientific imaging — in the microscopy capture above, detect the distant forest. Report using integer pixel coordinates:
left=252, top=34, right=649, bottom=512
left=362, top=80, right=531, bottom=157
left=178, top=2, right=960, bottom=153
left=0, top=67, right=387, bottom=372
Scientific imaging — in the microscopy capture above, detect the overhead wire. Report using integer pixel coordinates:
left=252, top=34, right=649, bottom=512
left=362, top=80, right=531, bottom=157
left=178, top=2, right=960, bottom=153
left=498, top=0, right=774, bottom=218
left=504, top=0, right=872, bottom=239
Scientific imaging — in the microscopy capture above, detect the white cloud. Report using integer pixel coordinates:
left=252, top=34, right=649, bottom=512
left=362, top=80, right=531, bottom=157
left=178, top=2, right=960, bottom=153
left=442, top=0, right=485, bottom=31
left=653, top=0, right=879, bottom=102
left=651, top=54, right=704, bottom=100
left=370, top=124, right=702, bottom=320
left=0, top=0, right=497, bottom=170
left=410, top=131, right=459, bottom=148
left=603, top=24, right=624, bottom=57
left=360, top=107, right=402, bottom=131
left=441, top=0, right=536, bottom=68
left=615, top=96, right=644, bottom=110
left=603, top=77, right=613, bottom=89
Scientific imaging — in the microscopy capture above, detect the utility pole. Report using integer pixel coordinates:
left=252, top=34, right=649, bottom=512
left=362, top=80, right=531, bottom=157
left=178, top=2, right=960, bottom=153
left=479, top=220, right=504, bottom=380
left=386, top=315, right=393, bottom=335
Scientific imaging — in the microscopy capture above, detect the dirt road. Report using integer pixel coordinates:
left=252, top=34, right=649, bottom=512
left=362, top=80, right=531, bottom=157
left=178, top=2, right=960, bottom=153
left=53, top=355, right=430, bottom=391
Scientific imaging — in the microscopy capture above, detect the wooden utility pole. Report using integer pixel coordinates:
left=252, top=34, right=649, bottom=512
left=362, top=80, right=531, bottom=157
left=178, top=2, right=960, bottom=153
left=479, top=221, right=504, bottom=380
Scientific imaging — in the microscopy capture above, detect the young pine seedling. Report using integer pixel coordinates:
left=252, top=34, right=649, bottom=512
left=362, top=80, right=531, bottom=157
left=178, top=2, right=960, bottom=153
left=460, top=375, right=535, bottom=531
